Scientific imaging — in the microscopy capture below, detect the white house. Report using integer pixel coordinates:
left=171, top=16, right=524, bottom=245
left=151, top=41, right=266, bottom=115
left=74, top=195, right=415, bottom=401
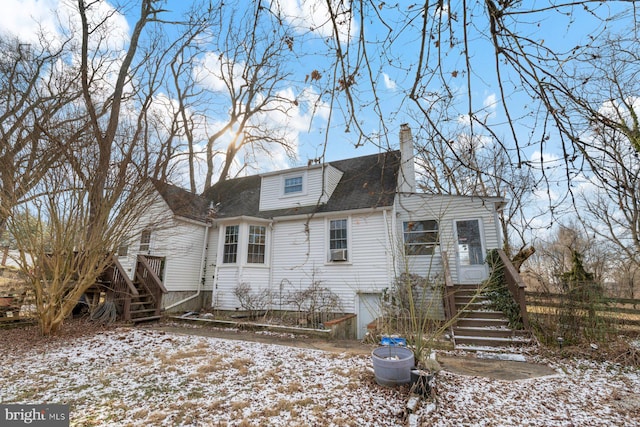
left=120, top=125, right=506, bottom=338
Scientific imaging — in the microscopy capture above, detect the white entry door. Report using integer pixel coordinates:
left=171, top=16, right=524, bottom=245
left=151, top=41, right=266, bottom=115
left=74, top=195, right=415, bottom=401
left=357, top=293, right=381, bottom=340
left=454, top=219, right=488, bottom=284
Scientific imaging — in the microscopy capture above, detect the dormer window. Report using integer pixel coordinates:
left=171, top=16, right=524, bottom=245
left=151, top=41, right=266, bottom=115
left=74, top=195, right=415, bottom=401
left=284, top=175, right=303, bottom=195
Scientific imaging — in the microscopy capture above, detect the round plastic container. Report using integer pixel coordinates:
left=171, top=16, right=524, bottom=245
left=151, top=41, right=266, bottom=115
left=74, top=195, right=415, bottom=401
left=371, top=346, right=415, bottom=386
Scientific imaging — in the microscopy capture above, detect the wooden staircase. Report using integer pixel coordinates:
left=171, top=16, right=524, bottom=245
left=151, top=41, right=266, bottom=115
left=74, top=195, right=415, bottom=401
left=451, top=284, right=532, bottom=350
left=441, top=250, right=533, bottom=351
left=99, top=255, right=167, bottom=323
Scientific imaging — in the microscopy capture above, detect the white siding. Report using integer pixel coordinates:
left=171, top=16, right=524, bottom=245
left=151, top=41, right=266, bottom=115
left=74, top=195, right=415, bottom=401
left=259, top=165, right=343, bottom=211
left=153, top=221, right=208, bottom=292
left=212, top=266, right=240, bottom=309
left=207, top=193, right=504, bottom=313
left=116, top=192, right=209, bottom=293
left=268, top=210, right=393, bottom=314
left=325, top=165, right=343, bottom=200
left=394, top=194, right=502, bottom=282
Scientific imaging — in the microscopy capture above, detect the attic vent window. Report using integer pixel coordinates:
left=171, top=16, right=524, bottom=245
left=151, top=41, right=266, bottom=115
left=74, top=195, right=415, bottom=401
left=284, top=176, right=303, bottom=194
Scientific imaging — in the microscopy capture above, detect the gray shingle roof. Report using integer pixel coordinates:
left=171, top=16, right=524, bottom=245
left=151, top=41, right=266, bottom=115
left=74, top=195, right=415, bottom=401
left=202, top=150, right=400, bottom=220
left=151, top=178, right=209, bottom=222
left=155, top=151, right=401, bottom=222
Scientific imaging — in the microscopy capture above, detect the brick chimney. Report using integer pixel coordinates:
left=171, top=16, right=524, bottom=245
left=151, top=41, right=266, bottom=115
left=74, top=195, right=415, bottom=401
left=398, top=123, right=416, bottom=193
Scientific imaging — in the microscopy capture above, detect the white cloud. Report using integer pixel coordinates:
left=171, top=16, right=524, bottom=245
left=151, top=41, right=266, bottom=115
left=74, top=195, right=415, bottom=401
left=382, top=73, right=397, bottom=90
left=0, top=0, right=67, bottom=44
left=457, top=92, right=498, bottom=125
left=194, top=51, right=244, bottom=93
left=267, top=0, right=356, bottom=40
left=0, top=0, right=129, bottom=51
left=483, top=93, right=497, bottom=116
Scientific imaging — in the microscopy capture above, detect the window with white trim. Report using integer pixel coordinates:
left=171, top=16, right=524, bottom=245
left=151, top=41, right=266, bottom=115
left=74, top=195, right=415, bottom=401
left=139, top=229, right=152, bottom=252
left=117, top=243, right=129, bottom=257
left=403, top=220, right=439, bottom=255
left=329, top=219, right=348, bottom=261
left=247, top=225, right=266, bottom=264
left=223, top=225, right=239, bottom=264
left=284, top=176, right=303, bottom=194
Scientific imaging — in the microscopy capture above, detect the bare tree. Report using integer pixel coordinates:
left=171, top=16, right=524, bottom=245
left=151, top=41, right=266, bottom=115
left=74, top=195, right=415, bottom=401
left=0, top=34, right=81, bottom=238
left=169, top=1, right=299, bottom=192
left=4, top=0, right=178, bottom=334
left=283, top=1, right=638, bottom=217
left=526, top=222, right=612, bottom=293
left=561, top=37, right=640, bottom=277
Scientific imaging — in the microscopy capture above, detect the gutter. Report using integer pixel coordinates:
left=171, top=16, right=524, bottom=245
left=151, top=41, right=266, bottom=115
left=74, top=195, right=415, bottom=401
left=164, top=222, right=211, bottom=311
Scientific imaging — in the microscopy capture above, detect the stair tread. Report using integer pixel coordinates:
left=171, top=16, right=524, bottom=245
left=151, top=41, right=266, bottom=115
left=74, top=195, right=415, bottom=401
left=460, top=309, right=503, bottom=314
left=130, top=315, right=161, bottom=323
left=130, top=308, right=158, bottom=313
left=455, top=335, right=531, bottom=342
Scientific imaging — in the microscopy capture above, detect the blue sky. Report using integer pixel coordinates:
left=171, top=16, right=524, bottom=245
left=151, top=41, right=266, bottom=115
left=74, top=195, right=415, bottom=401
left=1, top=0, right=636, bottom=193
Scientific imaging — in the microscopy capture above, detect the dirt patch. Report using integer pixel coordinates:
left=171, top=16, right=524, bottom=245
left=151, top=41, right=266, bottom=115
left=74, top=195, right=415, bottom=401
left=0, top=318, right=118, bottom=358
left=151, top=322, right=374, bottom=356
left=154, top=322, right=560, bottom=381
left=437, top=354, right=558, bottom=380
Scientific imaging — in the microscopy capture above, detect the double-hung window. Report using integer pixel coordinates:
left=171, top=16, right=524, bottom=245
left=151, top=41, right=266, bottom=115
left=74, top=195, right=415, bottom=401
left=284, top=176, right=303, bottom=194
left=223, top=225, right=239, bottom=264
left=329, top=219, right=348, bottom=261
left=139, top=229, right=152, bottom=252
left=403, top=220, right=439, bottom=255
left=247, top=225, right=266, bottom=264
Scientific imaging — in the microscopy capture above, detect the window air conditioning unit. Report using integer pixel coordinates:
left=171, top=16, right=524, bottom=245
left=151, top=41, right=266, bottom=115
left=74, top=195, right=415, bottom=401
left=330, top=248, right=348, bottom=262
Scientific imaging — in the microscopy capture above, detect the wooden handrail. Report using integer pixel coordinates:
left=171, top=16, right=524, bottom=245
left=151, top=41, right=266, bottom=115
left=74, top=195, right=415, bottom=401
left=134, top=255, right=167, bottom=317
left=137, top=255, right=168, bottom=294
left=112, top=257, right=138, bottom=296
left=441, top=251, right=457, bottom=322
left=497, top=249, right=530, bottom=330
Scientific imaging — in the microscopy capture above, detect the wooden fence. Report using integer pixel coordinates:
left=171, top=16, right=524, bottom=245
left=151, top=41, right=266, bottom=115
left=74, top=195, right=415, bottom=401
left=526, top=291, right=640, bottom=332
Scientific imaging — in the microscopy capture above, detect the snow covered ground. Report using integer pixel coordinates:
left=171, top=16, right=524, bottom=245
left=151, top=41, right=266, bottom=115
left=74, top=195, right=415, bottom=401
left=1, top=327, right=639, bottom=426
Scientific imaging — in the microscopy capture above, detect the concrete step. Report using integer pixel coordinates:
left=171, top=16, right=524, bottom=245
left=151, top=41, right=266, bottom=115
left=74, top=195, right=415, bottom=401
left=454, top=295, right=489, bottom=305
left=455, top=302, right=492, bottom=310
left=130, top=315, right=161, bottom=323
left=454, top=334, right=533, bottom=348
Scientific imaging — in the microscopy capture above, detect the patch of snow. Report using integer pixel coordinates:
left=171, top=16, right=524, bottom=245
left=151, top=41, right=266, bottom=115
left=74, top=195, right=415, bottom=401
left=476, top=352, right=528, bottom=362
left=1, top=328, right=638, bottom=426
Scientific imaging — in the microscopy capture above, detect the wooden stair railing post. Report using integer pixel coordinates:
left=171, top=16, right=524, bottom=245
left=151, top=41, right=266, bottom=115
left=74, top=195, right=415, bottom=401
left=497, top=249, right=530, bottom=330
left=441, top=251, right=457, bottom=321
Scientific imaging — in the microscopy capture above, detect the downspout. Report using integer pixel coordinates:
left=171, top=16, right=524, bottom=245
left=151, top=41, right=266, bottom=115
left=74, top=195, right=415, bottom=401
left=268, top=221, right=275, bottom=311
left=164, top=222, right=211, bottom=311
left=391, top=193, right=399, bottom=278
left=383, top=209, right=392, bottom=287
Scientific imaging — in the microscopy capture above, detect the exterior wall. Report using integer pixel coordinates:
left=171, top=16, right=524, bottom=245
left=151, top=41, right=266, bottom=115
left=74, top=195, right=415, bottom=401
left=270, top=211, right=394, bottom=314
left=205, top=192, right=503, bottom=315
left=394, top=194, right=502, bottom=283
left=210, top=209, right=394, bottom=314
left=325, top=164, right=343, bottom=199
left=163, top=290, right=212, bottom=313
left=259, top=165, right=343, bottom=211
left=117, top=194, right=209, bottom=294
